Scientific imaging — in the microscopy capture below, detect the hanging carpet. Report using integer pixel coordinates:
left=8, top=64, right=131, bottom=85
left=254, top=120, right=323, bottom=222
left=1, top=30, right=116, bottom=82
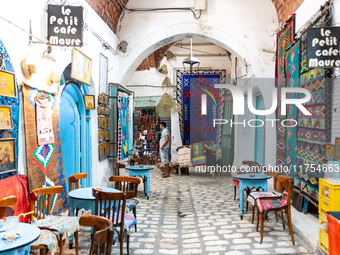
left=22, top=85, right=68, bottom=214
left=118, top=92, right=129, bottom=162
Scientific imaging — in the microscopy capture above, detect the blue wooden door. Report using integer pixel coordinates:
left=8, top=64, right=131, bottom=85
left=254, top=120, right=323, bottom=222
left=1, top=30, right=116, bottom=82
left=60, top=90, right=80, bottom=192
left=254, top=94, right=265, bottom=165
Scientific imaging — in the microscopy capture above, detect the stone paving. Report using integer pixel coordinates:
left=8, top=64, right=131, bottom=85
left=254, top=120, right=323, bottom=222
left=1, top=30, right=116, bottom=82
left=62, top=168, right=314, bottom=255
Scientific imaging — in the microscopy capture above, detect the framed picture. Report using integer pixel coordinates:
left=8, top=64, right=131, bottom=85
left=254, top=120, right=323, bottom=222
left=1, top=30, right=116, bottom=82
left=101, top=117, right=106, bottom=128
left=98, top=116, right=102, bottom=128
left=98, top=130, right=104, bottom=142
left=104, top=130, right=110, bottom=141
left=105, top=107, right=109, bottom=116
left=334, top=138, right=340, bottom=160
left=0, top=69, right=17, bottom=98
left=103, top=94, right=109, bottom=106
left=84, top=95, right=95, bottom=110
left=0, top=106, right=13, bottom=130
left=326, top=143, right=335, bottom=161
left=0, top=138, right=16, bottom=174
left=71, top=48, right=92, bottom=86
left=99, top=144, right=104, bottom=160
left=105, top=117, right=109, bottom=128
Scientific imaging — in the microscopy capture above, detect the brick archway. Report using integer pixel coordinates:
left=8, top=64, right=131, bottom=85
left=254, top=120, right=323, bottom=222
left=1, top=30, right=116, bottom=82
left=271, top=0, right=305, bottom=25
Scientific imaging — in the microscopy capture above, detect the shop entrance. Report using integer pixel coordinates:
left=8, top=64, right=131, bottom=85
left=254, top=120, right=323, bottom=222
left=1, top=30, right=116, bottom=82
left=60, top=81, right=90, bottom=191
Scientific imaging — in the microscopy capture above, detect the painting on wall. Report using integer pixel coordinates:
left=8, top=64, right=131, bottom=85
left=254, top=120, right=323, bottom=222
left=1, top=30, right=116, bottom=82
left=98, top=130, right=104, bottom=142
left=0, top=106, right=13, bottom=130
left=99, top=144, right=104, bottom=161
left=0, top=138, right=16, bottom=174
left=326, top=143, right=335, bottom=161
left=0, top=69, right=17, bottom=98
left=98, top=116, right=102, bottom=128
left=71, top=48, right=92, bottom=86
left=104, top=130, right=109, bottom=141
left=334, top=138, right=340, bottom=161
left=84, top=95, right=95, bottom=110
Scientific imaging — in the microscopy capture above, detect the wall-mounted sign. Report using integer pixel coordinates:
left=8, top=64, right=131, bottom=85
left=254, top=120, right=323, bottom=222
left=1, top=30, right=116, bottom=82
left=47, top=5, right=83, bottom=47
left=307, top=27, right=340, bottom=68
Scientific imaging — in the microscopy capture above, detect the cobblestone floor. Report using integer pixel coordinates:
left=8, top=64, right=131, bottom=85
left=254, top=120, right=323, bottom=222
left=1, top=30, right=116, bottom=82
left=62, top=168, right=314, bottom=255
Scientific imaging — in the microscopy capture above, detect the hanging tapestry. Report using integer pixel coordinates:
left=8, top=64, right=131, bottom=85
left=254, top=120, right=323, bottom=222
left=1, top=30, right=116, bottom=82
left=284, top=40, right=300, bottom=178
left=276, top=15, right=295, bottom=167
left=176, top=70, right=226, bottom=146
left=0, top=39, right=19, bottom=178
left=22, top=85, right=67, bottom=214
left=36, top=97, right=54, bottom=146
left=191, top=143, right=206, bottom=166
left=118, top=92, right=129, bottom=162
left=294, top=10, right=330, bottom=205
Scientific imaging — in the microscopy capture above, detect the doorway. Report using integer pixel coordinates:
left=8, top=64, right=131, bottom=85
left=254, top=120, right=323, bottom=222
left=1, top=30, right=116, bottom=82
left=254, top=93, right=265, bottom=165
left=60, top=81, right=90, bottom=191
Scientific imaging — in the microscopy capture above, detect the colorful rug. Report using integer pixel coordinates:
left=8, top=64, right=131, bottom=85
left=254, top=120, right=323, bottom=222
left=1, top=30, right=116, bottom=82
left=178, top=147, right=191, bottom=167
left=284, top=40, right=300, bottom=178
left=276, top=15, right=295, bottom=166
left=118, top=92, right=129, bottom=162
left=191, top=143, right=206, bottom=166
left=22, top=85, right=67, bottom=214
left=0, top=39, right=20, bottom=178
left=176, top=70, right=226, bottom=145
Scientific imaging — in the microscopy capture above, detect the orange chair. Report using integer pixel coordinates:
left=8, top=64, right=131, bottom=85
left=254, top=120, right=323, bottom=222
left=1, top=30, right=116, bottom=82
left=0, top=196, right=17, bottom=219
left=68, top=173, right=88, bottom=192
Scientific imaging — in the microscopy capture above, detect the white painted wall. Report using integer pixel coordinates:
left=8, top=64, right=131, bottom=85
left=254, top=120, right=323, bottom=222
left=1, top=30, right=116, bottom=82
left=0, top=0, right=120, bottom=187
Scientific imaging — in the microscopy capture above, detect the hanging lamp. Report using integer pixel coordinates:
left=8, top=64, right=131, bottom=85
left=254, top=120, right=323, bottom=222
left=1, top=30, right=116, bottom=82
left=182, top=38, right=200, bottom=77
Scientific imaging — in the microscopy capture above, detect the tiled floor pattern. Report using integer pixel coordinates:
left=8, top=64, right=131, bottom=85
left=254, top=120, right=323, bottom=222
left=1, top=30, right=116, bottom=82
left=61, top=169, right=314, bottom=255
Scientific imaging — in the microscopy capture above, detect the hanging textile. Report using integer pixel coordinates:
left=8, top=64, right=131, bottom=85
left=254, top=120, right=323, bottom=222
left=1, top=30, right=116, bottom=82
left=276, top=15, right=295, bottom=166
left=191, top=143, right=206, bottom=166
left=284, top=40, right=300, bottom=178
left=0, top=175, right=30, bottom=222
left=176, top=70, right=226, bottom=145
left=22, top=85, right=68, bottom=214
left=294, top=10, right=330, bottom=204
left=118, top=92, right=129, bottom=162
left=36, top=97, right=54, bottom=146
left=0, top=39, right=20, bottom=178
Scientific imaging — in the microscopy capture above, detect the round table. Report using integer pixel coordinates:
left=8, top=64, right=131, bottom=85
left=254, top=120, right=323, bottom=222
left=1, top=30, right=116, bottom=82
left=233, top=173, right=272, bottom=220
left=125, top=166, right=153, bottom=199
left=68, top=187, right=121, bottom=248
left=0, top=223, right=40, bottom=255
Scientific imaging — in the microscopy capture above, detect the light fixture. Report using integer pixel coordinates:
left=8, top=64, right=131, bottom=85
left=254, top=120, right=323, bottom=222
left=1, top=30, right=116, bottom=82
left=182, top=38, right=200, bottom=77
left=41, top=46, right=55, bottom=62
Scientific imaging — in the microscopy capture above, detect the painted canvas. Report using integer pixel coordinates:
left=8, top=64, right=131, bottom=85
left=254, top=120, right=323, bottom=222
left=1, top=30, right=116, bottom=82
left=118, top=92, right=129, bottom=162
left=0, top=138, right=16, bottom=174
left=98, top=130, right=104, bottom=142
left=36, top=97, right=54, bottom=146
left=0, top=106, right=12, bottom=130
left=0, top=69, right=17, bottom=98
left=105, top=142, right=110, bottom=156
left=98, top=116, right=102, bottom=128
left=99, top=144, right=104, bottom=160
left=71, top=48, right=92, bottom=86
left=326, top=143, right=334, bottom=161
left=104, top=130, right=109, bottom=141
left=334, top=138, right=340, bottom=160
left=84, top=95, right=95, bottom=110
left=98, top=94, right=103, bottom=104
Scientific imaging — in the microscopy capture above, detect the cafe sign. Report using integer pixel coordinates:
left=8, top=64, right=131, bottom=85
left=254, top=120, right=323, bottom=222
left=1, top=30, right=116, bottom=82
left=307, top=27, right=340, bottom=68
left=47, top=5, right=83, bottom=47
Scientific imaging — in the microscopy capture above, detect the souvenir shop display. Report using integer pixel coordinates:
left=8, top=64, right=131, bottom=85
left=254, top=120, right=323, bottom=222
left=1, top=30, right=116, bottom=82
left=133, top=107, right=161, bottom=165
left=97, top=92, right=110, bottom=160
left=0, top=106, right=13, bottom=130
left=84, top=95, right=95, bottom=110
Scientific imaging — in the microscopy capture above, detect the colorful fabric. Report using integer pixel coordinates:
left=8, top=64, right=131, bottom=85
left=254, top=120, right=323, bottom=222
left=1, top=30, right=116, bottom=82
left=22, top=85, right=67, bottom=214
left=0, top=175, right=30, bottom=223
left=176, top=70, right=226, bottom=145
left=36, top=97, right=54, bottom=146
left=0, top=39, right=20, bottom=177
left=124, top=199, right=139, bottom=212
left=31, top=230, right=58, bottom=255
left=160, top=148, right=170, bottom=164
left=178, top=147, right=191, bottom=166
left=247, top=191, right=281, bottom=206
left=191, top=143, right=206, bottom=166
left=118, top=92, right=129, bottom=162
left=276, top=15, right=295, bottom=166
left=32, top=216, right=80, bottom=239
left=284, top=40, right=300, bottom=178
left=106, top=212, right=137, bottom=233
left=257, top=198, right=288, bottom=213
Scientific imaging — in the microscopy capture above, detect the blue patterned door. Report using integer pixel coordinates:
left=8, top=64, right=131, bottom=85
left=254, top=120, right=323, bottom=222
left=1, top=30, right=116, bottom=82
left=60, top=90, right=80, bottom=193
left=254, top=94, right=265, bottom=164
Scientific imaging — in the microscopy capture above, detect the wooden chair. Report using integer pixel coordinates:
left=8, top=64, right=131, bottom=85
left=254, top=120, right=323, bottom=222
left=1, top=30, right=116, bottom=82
left=79, top=215, right=114, bottom=255
left=0, top=196, right=17, bottom=219
left=93, top=190, right=135, bottom=255
left=68, top=173, right=88, bottom=192
left=130, top=159, right=135, bottom=166
left=117, top=163, right=126, bottom=176
left=30, top=186, right=79, bottom=255
left=256, top=176, right=294, bottom=244
left=109, top=176, right=140, bottom=232
left=249, top=171, right=284, bottom=224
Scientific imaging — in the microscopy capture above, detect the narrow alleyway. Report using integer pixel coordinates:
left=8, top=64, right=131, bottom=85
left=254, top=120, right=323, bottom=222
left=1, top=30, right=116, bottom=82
left=63, top=169, right=313, bottom=255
